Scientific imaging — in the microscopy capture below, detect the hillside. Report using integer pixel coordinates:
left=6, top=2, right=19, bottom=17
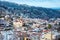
left=0, top=1, right=60, bottom=20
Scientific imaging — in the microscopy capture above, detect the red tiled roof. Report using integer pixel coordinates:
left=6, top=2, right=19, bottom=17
left=43, top=30, right=50, bottom=32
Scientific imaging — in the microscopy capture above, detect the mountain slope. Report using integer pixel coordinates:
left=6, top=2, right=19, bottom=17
left=0, top=1, right=60, bottom=20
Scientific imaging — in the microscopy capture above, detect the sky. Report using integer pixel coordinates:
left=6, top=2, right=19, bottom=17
left=1, top=0, right=60, bottom=8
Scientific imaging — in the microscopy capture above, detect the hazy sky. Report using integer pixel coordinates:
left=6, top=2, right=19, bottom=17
left=1, top=0, right=60, bottom=8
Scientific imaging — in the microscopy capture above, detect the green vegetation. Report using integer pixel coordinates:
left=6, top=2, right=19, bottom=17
left=48, top=24, right=52, bottom=29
